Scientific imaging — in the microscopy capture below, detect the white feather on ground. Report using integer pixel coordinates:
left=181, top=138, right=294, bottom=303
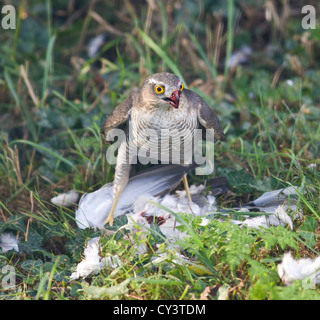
left=0, top=233, right=19, bottom=253
left=278, top=252, right=320, bottom=286
left=72, top=169, right=304, bottom=280
left=75, top=184, right=297, bottom=232
left=70, top=237, right=120, bottom=280
left=242, top=205, right=294, bottom=230
left=51, top=190, right=79, bottom=207
left=87, top=34, right=105, bottom=58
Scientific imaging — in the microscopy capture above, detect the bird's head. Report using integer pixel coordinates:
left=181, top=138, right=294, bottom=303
left=140, top=72, right=184, bottom=109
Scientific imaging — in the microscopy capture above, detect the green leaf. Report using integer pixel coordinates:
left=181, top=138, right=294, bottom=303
left=297, top=216, right=317, bottom=247
left=20, top=259, right=44, bottom=274
left=149, top=222, right=166, bottom=245
left=84, top=279, right=130, bottom=299
left=19, top=232, right=44, bottom=254
left=0, top=214, right=25, bottom=233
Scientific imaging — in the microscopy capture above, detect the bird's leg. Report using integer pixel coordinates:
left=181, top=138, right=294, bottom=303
left=182, top=174, right=192, bottom=202
left=104, top=187, right=121, bottom=227
left=104, top=141, right=130, bottom=227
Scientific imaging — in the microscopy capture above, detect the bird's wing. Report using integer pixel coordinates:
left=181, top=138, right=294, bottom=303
left=100, top=89, right=139, bottom=143
left=75, top=163, right=197, bottom=229
left=184, top=89, right=226, bottom=142
left=197, top=100, right=226, bottom=141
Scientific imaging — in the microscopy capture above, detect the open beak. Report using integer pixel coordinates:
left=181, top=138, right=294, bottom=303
left=162, top=90, right=181, bottom=109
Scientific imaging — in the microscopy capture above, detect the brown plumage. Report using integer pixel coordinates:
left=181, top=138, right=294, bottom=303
left=101, top=72, right=225, bottom=226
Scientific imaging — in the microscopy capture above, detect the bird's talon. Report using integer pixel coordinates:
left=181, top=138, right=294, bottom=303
left=104, top=215, right=114, bottom=227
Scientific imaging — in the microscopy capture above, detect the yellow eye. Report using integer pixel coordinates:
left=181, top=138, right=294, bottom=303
left=154, top=85, right=165, bottom=94
left=180, top=83, right=184, bottom=91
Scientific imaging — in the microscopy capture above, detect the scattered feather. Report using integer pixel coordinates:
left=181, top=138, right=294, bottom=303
left=87, top=34, right=105, bottom=57
left=278, top=252, right=320, bottom=286
left=242, top=205, right=293, bottom=229
left=127, top=194, right=188, bottom=242
left=70, top=237, right=120, bottom=280
left=286, top=79, right=294, bottom=86
left=246, top=186, right=299, bottom=208
left=175, top=184, right=205, bottom=198
left=51, top=190, right=79, bottom=207
left=75, top=173, right=309, bottom=281
left=227, top=46, right=252, bottom=68
left=0, top=233, right=19, bottom=253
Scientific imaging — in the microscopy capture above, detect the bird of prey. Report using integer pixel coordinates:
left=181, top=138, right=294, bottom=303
left=101, top=72, right=225, bottom=226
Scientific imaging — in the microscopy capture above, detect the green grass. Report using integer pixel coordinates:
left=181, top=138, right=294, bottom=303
left=0, top=0, right=320, bottom=300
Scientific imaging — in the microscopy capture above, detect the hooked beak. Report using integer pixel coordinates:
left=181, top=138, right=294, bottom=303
left=162, top=90, right=181, bottom=109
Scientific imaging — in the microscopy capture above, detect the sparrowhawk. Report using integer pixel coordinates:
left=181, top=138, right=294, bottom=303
left=101, top=72, right=225, bottom=226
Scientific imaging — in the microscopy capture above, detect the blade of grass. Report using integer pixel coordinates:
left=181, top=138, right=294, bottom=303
left=258, top=87, right=279, bottom=172
left=138, top=29, right=185, bottom=83
left=46, top=0, right=52, bottom=40
left=223, top=0, right=235, bottom=86
left=149, top=201, right=216, bottom=273
left=149, top=201, right=202, bottom=247
left=157, top=0, right=168, bottom=71
left=10, top=0, right=24, bottom=60
left=43, top=257, right=60, bottom=300
left=116, top=45, right=125, bottom=94
left=290, top=183, right=320, bottom=221
left=133, top=276, right=184, bottom=286
left=10, top=139, right=82, bottom=176
left=41, top=35, right=56, bottom=107
left=52, top=90, right=80, bottom=112
left=184, top=25, right=217, bottom=79
left=4, top=177, right=36, bottom=205
left=253, top=141, right=263, bottom=179
left=0, top=201, right=13, bottom=216
left=4, top=70, right=37, bottom=141
left=35, top=272, right=50, bottom=300
left=63, top=122, right=92, bottom=165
